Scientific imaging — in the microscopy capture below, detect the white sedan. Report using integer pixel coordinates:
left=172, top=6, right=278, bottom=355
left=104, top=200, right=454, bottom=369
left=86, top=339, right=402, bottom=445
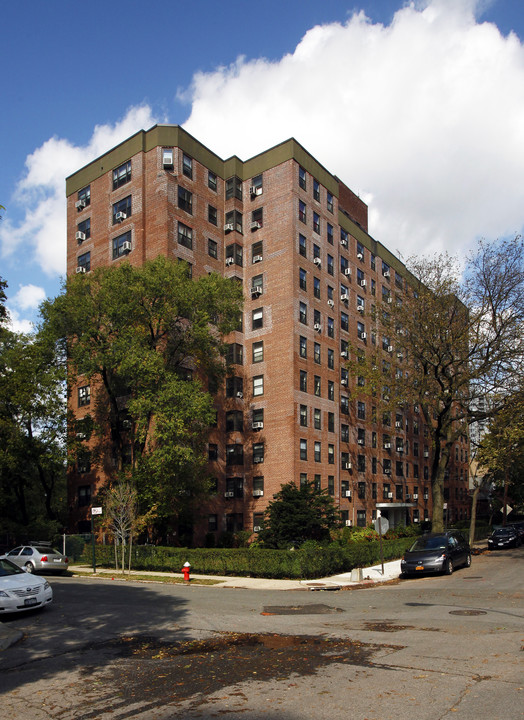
left=0, top=558, right=53, bottom=613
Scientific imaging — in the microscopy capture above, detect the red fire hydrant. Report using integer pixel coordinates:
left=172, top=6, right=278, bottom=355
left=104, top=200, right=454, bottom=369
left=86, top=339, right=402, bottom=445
left=181, top=561, right=191, bottom=584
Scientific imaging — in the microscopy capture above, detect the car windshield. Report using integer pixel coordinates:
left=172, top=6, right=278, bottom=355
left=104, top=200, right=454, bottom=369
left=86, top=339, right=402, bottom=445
left=409, top=536, right=448, bottom=551
left=0, top=558, right=26, bottom=576
left=493, top=529, right=513, bottom=536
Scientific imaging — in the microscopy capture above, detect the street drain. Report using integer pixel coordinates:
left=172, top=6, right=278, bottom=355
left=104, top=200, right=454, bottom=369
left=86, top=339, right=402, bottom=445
left=262, top=604, right=344, bottom=615
left=449, top=609, right=487, bottom=616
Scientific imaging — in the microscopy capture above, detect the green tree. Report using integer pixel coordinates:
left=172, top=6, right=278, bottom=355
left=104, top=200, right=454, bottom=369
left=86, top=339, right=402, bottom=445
left=258, top=481, right=341, bottom=549
left=349, top=237, right=524, bottom=533
left=0, top=276, right=8, bottom=328
left=40, top=256, right=243, bottom=537
left=0, top=329, right=67, bottom=539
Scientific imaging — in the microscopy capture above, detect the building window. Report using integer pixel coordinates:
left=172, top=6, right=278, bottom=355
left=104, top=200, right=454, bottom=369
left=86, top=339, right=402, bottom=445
left=227, top=343, right=243, bottom=365
left=208, top=171, right=217, bottom=191
left=226, top=477, right=244, bottom=499
left=300, top=404, right=308, bottom=427
left=226, top=243, right=243, bottom=266
left=341, top=424, right=349, bottom=443
left=78, top=485, right=91, bottom=507
left=299, top=200, right=306, bottom=223
left=328, top=380, right=335, bottom=401
left=300, top=439, right=307, bottom=460
left=226, top=376, right=243, bottom=398
left=112, top=195, right=132, bottom=225
left=182, top=153, right=193, bottom=179
left=251, top=207, right=263, bottom=230
left=208, top=443, right=219, bottom=461
left=328, top=348, right=334, bottom=369
left=313, top=276, right=321, bottom=299
left=314, top=408, right=321, bottom=430
left=299, top=302, right=307, bottom=325
left=253, top=443, right=265, bottom=464
left=208, top=514, right=218, bottom=532
left=252, top=341, right=264, bottom=363
left=299, top=335, right=307, bottom=358
left=178, top=186, right=192, bottom=214
left=77, top=185, right=90, bottom=208
left=226, top=176, right=242, bottom=200
left=326, top=317, right=334, bottom=338
left=313, top=211, right=320, bottom=234
left=78, top=385, right=90, bottom=407
left=251, top=174, right=263, bottom=195
left=313, top=179, right=320, bottom=202
left=177, top=222, right=193, bottom=249
left=253, top=475, right=264, bottom=494
left=314, top=375, right=321, bottom=397
left=253, top=375, right=264, bottom=396
left=300, top=370, right=307, bottom=392
left=340, top=255, right=349, bottom=275
left=252, top=307, right=263, bottom=330
left=299, top=267, right=307, bottom=291
left=226, top=444, right=244, bottom=466
left=112, top=161, right=131, bottom=190
left=77, top=451, right=91, bottom=474
left=208, top=205, right=218, bottom=226
left=357, top=401, right=366, bottom=420
left=77, top=218, right=90, bottom=240
left=299, top=233, right=307, bottom=257
left=225, top=209, right=242, bottom=234
left=252, top=241, right=263, bottom=263
left=358, top=480, right=366, bottom=497
left=328, top=444, right=335, bottom=464
left=327, top=412, right=334, bottom=433
left=299, top=165, right=307, bottom=190
left=357, top=510, right=366, bottom=528
left=208, top=238, right=218, bottom=258
left=327, top=223, right=333, bottom=245
left=327, top=254, right=334, bottom=276
left=77, top=251, right=91, bottom=272
left=314, top=441, right=321, bottom=462
left=358, top=427, right=366, bottom=446
left=341, top=311, right=349, bottom=332
left=314, top=342, right=321, bottom=364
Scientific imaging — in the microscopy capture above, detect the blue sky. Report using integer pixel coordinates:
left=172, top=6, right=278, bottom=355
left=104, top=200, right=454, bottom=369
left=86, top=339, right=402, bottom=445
left=1, top=0, right=524, bottom=331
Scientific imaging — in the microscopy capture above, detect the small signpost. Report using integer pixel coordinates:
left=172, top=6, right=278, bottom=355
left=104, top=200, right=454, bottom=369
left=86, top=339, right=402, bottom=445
left=91, top=507, right=102, bottom=574
left=374, top=512, right=389, bottom=575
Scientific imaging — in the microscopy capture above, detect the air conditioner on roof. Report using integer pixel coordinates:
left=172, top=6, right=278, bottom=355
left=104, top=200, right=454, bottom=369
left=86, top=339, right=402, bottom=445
left=76, top=266, right=86, bottom=274
left=75, top=231, right=86, bottom=242
left=75, top=199, right=86, bottom=210
left=115, top=212, right=127, bottom=222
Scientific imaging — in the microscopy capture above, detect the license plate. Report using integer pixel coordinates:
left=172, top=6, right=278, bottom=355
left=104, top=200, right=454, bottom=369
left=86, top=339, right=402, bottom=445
left=53, top=558, right=62, bottom=562
left=24, top=598, right=38, bottom=606
left=416, top=565, right=424, bottom=571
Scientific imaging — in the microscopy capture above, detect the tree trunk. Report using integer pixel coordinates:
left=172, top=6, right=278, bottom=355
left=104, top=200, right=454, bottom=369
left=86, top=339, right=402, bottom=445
left=469, top=484, right=480, bottom=546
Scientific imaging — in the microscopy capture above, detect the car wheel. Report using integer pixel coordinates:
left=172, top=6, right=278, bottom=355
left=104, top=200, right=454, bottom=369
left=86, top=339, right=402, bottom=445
left=465, top=553, right=472, bottom=568
left=444, top=558, right=453, bottom=575
left=24, top=562, right=35, bottom=573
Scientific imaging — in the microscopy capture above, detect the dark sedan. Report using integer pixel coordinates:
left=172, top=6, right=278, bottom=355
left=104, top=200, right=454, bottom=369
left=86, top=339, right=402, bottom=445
left=488, top=527, right=521, bottom=549
left=401, top=531, right=471, bottom=576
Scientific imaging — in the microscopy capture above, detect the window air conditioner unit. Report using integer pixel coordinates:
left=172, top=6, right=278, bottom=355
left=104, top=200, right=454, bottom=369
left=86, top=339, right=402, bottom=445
left=344, top=267, right=351, bottom=275
left=253, top=457, right=263, bottom=464
left=313, top=257, right=321, bottom=266
left=387, top=345, right=393, bottom=353
left=224, top=223, right=234, bottom=232
left=357, top=438, right=364, bottom=445
left=253, top=525, right=262, bottom=532
left=252, top=421, right=264, bottom=430
left=357, top=305, right=364, bottom=314
left=384, top=469, right=391, bottom=475
left=345, top=463, right=352, bottom=470
left=225, top=257, right=234, bottom=266
left=341, top=350, right=348, bottom=358
left=224, top=491, right=235, bottom=498
left=250, top=186, right=262, bottom=196
left=360, top=279, right=366, bottom=287
left=387, top=296, right=393, bottom=304
left=115, top=212, right=127, bottom=222
left=75, top=199, right=86, bottom=210
left=340, top=293, right=349, bottom=302
left=414, top=517, right=419, bottom=523
left=162, top=150, right=174, bottom=168
left=253, top=254, right=263, bottom=263
left=341, top=378, right=348, bottom=386
left=383, top=270, right=390, bottom=278
left=345, top=490, right=352, bottom=498
left=250, top=287, right=261, bottom=298
left=387, top=492, right=393, bottom=498
left=236, top=391, right=243, bottom=399
left=345, top=519, right=352, bottom=526
left=384, top=442, right=391, bottom=449
left=357, top=252, right=363, bottom=260
left=76, top=266, right=86, bottom=274
left=406, top=493, right=411, bottom=500
left=360, top=332, right=367, bottom=340
left=327, top=299, right=334, bottom=308
left=122, top=240, right=132, bottom=253
left=397, top=352, right=404, bottom=359
left=340, top=238, right=348, bottom=247
left=314, top=323, right=322, bottom=332
left=76, top=432, right=86, bottom=440
left=395, top=421, right=402, bottom=428
left=76, top=231, right=86, bottom=242
left=122, top=419, right=132, bottom=430
left=424, top=450, right=429, bottom=458
left=413, top=493, right=418, bottom=499
left=250, top=221, right=261, bottom=231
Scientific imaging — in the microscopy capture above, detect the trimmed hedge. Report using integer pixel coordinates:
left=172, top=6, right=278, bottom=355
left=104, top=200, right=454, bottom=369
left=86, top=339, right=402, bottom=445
left=82, top=537, right=414, bottom=580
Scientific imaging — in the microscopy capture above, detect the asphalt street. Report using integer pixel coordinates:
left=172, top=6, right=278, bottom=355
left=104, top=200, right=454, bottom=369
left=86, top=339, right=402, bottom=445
left=0, top=547, right=522, bottom=720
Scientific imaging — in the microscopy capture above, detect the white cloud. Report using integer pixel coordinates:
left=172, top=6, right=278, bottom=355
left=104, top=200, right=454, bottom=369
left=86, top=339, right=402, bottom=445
left=12, top=283, right=46, bottom=311
left=0, top=105, right=158, bottom=276
left=182, top=0, right=524, bottom=258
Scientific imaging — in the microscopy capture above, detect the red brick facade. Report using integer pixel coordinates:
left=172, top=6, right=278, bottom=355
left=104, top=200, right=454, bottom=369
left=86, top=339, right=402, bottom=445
left=66, top=125, right=471, bottom=541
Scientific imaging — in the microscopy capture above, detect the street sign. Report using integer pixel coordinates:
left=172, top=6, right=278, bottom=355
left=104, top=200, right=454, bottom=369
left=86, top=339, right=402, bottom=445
left=374, top=516, right=389, bottom=534
left=91, top=507, right=103, bottom=516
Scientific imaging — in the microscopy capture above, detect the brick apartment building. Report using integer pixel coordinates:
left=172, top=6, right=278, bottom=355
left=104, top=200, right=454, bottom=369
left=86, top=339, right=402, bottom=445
left=66, top=125, right=471, bottom=542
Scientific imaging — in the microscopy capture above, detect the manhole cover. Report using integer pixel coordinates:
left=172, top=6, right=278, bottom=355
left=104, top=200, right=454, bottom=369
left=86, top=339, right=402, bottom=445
left=262, top=604, right=344, bottom=615
left=449, top=609, right=487, bottom=616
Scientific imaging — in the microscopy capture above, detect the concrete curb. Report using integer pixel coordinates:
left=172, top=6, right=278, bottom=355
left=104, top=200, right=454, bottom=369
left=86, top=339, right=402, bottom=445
left=0, top=626, right=23, bottom=651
